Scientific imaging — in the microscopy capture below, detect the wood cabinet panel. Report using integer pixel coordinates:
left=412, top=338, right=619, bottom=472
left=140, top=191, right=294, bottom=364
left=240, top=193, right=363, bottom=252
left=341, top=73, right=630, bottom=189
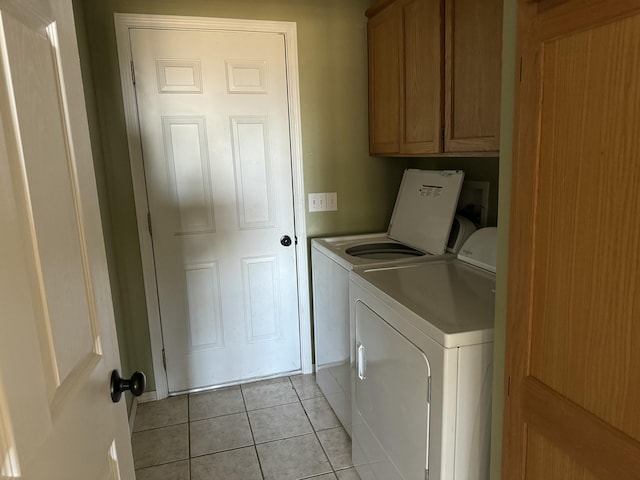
left=401, top=0, right=442, bottom=154
left=368, top=4, right=401, bottom=154
left=445, top=0, right=502, bottom=151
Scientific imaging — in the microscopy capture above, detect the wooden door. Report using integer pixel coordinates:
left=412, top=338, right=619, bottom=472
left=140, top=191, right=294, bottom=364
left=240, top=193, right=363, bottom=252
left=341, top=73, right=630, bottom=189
left=0, top=0, right=135, bottom=478
left=129, top=27, right=301, bottom=393
left=503, top=1, right=640, bottom=479
left=444, top=0, right=502, bottom=152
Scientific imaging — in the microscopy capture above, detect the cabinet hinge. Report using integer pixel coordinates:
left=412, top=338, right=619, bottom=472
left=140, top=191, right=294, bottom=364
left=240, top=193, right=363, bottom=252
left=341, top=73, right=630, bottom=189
left=519, top=57, right=523, bottom=82
left=130, top=60, right=136, bottom=85
left=147, top=212, right=153, bottom=237
left=162, top=349, right=167, bottom=370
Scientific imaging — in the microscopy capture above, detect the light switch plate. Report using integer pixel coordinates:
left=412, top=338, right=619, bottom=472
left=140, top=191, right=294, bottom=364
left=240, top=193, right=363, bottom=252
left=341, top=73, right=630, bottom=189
left=327, top=192, right=337, bottom=211
left=308, top=193, right=327, bottom=212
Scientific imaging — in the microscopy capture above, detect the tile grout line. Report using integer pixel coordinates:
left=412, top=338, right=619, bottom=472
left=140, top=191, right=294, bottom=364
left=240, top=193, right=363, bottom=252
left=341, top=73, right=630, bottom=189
left=253, top=430, right=321, bottom=447
left=284, top=376, right=336, bottom=479
left=294, top=377, right=337, bottom=476
left=131, top=420, right=190, bottom=434
left=240, top=383, right=266, bottom=480
left=187, top=393, right=192, bottom=480
left=298, top=381, right=357, bottom=477
left=135, top=458, right=188, bottom=471
left=246, top=399, right=301, bottom=414
left=190, top=408, right=255, bottom=423
left=311, top=420, right=337, bottom=475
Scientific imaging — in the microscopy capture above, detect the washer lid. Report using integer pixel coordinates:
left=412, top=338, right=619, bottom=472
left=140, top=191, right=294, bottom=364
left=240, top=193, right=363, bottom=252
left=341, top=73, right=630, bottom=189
left=388, top=169, right=465, bottom=255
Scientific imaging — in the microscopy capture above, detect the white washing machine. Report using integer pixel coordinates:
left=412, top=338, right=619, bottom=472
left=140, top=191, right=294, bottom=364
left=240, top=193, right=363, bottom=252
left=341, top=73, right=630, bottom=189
left=349, top=228, right=497, bottom=480
left=312, top=169, right=475, bottom=435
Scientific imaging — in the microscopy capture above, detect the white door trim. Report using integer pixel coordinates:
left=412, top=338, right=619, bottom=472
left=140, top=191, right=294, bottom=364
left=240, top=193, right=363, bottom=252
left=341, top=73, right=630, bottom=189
left=114, top=13, right=311, bottom=400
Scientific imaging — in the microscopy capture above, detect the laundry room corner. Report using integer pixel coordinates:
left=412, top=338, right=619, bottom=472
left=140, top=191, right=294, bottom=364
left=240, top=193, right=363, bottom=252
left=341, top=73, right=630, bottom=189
left=72, top=0, right=413, bottom=401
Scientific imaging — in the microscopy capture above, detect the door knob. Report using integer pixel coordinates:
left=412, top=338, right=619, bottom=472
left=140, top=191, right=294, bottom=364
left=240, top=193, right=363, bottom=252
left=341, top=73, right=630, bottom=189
left=110, top=369, right=146, bottom=403
left=280, top=235, right=293, bottom=247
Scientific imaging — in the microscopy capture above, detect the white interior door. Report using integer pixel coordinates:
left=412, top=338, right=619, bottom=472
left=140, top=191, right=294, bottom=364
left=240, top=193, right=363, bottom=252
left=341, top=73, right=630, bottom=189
left=130, top=27, right=301, bottom=393
left=0, top=1, right=134, bottom=479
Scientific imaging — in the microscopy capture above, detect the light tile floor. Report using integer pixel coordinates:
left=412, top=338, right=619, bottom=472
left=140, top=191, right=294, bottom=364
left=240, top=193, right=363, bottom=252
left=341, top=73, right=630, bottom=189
left=132, top=374, right=360, bottom=480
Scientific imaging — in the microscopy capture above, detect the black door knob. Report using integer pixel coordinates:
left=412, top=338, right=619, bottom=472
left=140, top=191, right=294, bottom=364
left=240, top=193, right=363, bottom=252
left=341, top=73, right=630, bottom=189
left=280, top=235, right=293, bottom=247
left=110, top=369, right=146, bottom=403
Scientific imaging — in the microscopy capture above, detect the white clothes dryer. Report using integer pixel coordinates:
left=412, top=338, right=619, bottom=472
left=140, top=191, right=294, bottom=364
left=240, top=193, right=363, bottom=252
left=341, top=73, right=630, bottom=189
left=349, top=228, right=497, bottom=480
left=312, top=169, right=473, bottom=435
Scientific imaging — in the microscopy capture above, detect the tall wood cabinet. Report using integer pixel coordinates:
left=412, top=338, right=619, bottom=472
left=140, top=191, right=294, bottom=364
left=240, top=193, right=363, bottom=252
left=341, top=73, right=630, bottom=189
left=366, top=0, right=502, bottom=156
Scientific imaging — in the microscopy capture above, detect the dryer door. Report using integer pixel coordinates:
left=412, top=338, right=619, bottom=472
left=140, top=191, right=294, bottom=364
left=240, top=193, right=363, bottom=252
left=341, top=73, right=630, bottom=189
left=353, top=301, right=431, bottom=480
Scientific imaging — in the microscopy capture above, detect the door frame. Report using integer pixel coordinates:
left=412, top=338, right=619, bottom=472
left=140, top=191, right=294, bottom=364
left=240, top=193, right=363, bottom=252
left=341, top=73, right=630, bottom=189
left=114, top=13, right=312, bottom=400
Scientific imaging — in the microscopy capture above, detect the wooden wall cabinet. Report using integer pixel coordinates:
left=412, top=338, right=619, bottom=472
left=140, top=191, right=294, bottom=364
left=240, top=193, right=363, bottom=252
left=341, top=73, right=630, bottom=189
left=366, top=0, right=502, bottom=156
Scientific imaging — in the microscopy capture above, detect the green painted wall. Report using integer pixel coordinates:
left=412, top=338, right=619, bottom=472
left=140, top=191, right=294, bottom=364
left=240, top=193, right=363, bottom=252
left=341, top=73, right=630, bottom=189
left=74, top=0, right=155, bottom=387
left=72, top=0, right=135, bottom=411
left=75, top=0, right=413, bottom=391
left=490, top=1, right=517, bottom=478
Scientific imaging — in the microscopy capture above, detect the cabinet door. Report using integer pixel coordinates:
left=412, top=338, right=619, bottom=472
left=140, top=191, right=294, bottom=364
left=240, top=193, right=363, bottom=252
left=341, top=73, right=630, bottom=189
left=444, top=0, right=502, bottom=152
left=399, top=0, right=443, bottom=154
left=368, top=3, right=401, bottom=154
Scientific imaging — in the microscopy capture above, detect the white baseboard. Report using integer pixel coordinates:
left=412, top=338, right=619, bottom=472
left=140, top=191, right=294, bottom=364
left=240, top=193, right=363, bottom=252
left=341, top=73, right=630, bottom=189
left=128, top=397, right=137, bottom=435
left=137, top=390, right=157, bottom=403
left=128, top=391, right=157, bottom=435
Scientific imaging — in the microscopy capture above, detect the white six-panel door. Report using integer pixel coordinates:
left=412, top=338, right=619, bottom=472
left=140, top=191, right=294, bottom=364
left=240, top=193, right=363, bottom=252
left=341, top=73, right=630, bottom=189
left=0, top=1, right=134, bottom=479
left=129, top=27, right=301, bottom=392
